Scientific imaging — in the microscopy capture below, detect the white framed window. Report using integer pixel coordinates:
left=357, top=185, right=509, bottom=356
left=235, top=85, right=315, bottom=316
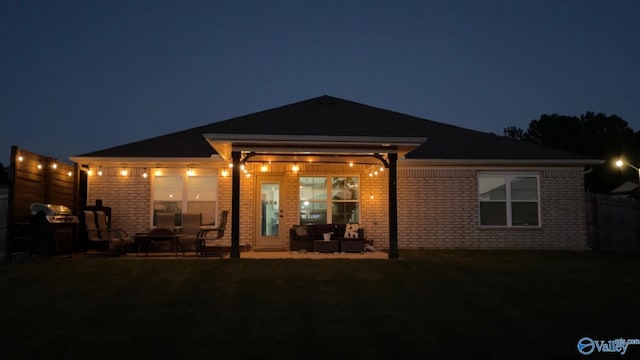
left=478, top=173, right=540, bottom=227
left=152, top=170, right=218, bottom=227
left=299, top=176, right=359, bottom=224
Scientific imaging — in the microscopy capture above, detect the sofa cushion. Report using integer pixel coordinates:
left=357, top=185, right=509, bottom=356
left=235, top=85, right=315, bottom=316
left=293, top=225, right=310, bottom=240
left=344, top=223, right=359, bottom=238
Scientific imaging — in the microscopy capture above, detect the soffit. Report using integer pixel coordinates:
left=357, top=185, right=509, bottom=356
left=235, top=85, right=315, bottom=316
left=203, top=134, right=428, bottom=163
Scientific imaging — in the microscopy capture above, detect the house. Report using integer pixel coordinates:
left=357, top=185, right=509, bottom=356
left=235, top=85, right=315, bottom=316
left=609, top=181, right=640, bottom=199
left=69, top=95, right=601, bottom=257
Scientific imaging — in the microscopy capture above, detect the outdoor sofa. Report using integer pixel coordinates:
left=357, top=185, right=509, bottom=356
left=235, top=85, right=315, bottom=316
left=289, top=224, right=365, bottom=253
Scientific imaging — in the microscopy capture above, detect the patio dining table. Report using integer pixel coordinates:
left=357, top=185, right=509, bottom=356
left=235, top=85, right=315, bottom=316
left=133, top=232, right=186, bottom=256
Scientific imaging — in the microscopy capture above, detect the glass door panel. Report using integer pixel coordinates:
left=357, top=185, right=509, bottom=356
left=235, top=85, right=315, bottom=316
left=255, top=175, right=286, bottom=250
left=261, top=181, right=280, bottom=237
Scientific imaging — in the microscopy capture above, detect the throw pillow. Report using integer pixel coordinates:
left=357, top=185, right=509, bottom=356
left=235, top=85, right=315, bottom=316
left=344, top=223, right=359, bottom=239
left=294, top=225, right=309, bottom=239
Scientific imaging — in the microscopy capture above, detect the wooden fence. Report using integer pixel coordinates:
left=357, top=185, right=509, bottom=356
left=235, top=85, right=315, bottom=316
left=5, top=146, right=79, bottom=259
left=586, top=192, right=640, bottom=253
left=0, top=188, right=7, bottom=259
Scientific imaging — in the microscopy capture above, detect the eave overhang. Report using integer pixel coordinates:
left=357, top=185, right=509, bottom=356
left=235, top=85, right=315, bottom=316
left=68, top=155, right=224, bottom=168
left=203, top=134, right=428, bottom=163
left=401, top=158, right=605, bottom=167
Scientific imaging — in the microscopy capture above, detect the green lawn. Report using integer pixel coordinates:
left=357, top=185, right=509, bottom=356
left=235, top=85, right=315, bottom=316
left=1, top=251, right=639, bottom=359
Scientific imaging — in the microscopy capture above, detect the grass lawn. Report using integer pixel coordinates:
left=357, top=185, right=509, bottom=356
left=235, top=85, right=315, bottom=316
left=1, top=250, right=639, bottom=359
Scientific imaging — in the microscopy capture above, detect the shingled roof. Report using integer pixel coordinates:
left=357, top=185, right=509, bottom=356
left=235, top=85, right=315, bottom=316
left=75, top=95, right=596, bottom=162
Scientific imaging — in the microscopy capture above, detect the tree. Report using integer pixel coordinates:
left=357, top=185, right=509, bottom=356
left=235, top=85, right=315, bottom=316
left=504, top=112, right=639, bottom=193
left=503, top=126, right=526, bottom=141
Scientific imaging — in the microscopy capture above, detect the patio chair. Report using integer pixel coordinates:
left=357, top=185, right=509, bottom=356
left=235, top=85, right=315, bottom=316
left=95, top=210, right=134, bottom=254
left=156, top=212, right=176, bottom=231
left=180, top=213, right=202, bottom=250
left=195, top=210, right=228, bottom=256
left=83, top=210, right=108, bottom=254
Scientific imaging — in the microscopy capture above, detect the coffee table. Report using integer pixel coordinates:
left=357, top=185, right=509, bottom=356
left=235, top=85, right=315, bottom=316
left=314, top=240, right=339, bottom=253
left=134, top=233, right=186, bottom=256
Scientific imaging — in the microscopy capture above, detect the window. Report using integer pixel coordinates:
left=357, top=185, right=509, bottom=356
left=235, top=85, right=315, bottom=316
left=153, top=172, right=218, bottom=227
left=153, top=176, right=183, bottom=226
left=299, top=176, right=359, bottom=225
left=478, top=174, right=539, bottom=227
left=186, top=176, right=217, bottom=225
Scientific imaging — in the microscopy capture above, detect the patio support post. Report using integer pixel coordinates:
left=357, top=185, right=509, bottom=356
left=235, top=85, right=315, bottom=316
left=230, top=151, right=241, bottom=258
left=388, top=152, right=399, bottom=259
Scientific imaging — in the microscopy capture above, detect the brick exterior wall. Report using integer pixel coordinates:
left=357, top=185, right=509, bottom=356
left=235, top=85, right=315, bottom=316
left=87, top=167, right=151, bottom=235
left=396, top=167, right=588, bottom=250
left=86, top=163, right=588, bottom=250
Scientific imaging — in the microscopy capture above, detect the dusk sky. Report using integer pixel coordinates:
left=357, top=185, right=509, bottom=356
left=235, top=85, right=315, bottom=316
left=2, top=1, right=639, bottom=165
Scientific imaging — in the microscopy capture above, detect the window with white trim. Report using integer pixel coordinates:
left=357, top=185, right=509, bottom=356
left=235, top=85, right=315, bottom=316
left=478, top=174, right=540, bottom=227
left=299, top=176, right=359, bottom=225
left=153, top=172, right=218, bottom=227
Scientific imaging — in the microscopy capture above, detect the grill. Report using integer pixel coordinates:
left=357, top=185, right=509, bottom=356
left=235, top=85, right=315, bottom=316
left=30, top=203, right=79, bottom=223
left=30, top=203, right=79, bottom=257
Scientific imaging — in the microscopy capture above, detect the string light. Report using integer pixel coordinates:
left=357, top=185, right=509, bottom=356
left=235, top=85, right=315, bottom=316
left=98, top=166, right=103, bottom=176
left=187, top=167, right=194, bottom=176
left=142, top=168, right=148, bottom=178
left=291, top=163, right=300, bottom=173
left=120, top=168, right=128, bottom=177
left=51, top=160, right=58, bottom=169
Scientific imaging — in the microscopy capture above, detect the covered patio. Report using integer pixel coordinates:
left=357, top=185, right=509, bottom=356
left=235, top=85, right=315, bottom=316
left=206, top=133, right=426, bottom=259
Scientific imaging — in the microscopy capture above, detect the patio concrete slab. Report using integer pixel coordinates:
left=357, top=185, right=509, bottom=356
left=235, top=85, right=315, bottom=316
left=77, top=250, right=389, bottom=260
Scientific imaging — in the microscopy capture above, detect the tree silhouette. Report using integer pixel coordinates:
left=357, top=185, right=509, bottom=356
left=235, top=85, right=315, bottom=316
left=504, top=112, right=639, bottom=193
